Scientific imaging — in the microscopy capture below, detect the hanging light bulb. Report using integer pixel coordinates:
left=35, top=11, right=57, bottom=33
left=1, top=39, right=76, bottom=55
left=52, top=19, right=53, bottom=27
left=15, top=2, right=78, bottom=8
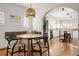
left=62, top=8, right=64, bottom=11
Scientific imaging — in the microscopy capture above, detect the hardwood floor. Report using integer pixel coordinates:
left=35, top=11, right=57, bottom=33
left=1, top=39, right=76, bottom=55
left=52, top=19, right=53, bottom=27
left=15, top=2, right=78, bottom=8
left=0, top=38, right=79, bottom=56
left=49, top=38, right=79, bottom=56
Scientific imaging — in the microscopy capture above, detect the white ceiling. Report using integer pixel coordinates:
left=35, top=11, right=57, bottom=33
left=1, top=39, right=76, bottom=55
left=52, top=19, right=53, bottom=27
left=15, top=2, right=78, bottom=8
left=47, top=7, right=78, bottom=20
left=15, top=3, right=53, bottom=8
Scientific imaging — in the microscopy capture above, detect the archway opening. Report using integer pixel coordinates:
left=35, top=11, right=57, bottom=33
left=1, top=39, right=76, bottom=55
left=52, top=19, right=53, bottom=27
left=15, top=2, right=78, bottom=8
left=45, top=7, right=78, bottom=40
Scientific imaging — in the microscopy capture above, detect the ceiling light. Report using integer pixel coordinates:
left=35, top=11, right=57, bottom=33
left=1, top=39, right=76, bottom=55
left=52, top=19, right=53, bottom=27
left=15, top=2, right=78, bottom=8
left=26, top=4, right=35, bottom=20
left=62, top=8, right=64, bottom=11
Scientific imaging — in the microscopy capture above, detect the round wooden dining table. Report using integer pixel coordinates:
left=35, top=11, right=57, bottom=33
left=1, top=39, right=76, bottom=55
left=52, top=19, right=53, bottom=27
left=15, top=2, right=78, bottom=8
left=16, top=34, right=48, bottom=56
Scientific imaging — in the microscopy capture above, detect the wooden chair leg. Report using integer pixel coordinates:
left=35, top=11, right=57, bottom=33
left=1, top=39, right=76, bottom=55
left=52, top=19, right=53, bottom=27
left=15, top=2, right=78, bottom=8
left=6, top=46, right=9, bottom=56
left=24, top=44, right=26, bottom=56
left=40, top=50, right=42, bottom=56
left=36, top=40, right=42, bottom=56
left=48, top=44, right=50, bottom=56
left=31, top=39, right=33, bottom=56
left=11, top=47, right=14, bottom=56
left=11, top=40, right=18, bottom=56
left=47, top=39, right=50, bottom=56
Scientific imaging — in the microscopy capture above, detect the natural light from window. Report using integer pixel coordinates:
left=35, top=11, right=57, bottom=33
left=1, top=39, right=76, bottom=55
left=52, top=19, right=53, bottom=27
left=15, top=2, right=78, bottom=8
left=0, top=11, right=4, bottom=24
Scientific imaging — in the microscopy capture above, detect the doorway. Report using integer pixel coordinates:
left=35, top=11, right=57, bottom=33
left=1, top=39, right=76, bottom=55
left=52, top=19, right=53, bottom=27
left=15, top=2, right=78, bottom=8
left=46, top=7, right=78, bottom=40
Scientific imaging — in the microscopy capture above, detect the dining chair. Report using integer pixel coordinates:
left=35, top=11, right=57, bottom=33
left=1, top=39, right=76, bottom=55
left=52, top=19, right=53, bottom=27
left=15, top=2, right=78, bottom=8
left=32, top=36, right=49, bottom=56
left=31, top=31, right=50, bottom=56
left=5, top=31, right=26, bottom=56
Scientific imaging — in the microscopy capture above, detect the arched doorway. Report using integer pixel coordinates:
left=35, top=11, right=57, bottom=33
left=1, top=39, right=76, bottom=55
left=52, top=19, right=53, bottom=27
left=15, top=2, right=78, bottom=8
left=43, top=6, right=78, bottom=56
left=43, top=7, right=78, bottom=40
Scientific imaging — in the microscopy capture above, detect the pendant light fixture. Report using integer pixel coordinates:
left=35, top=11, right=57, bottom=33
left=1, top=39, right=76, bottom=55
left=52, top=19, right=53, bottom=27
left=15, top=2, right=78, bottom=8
left=62, top=8, right=64, bottom=11
left=26, top=3, right=35, bottom=20
left=26, top=3, right=35, bottom=33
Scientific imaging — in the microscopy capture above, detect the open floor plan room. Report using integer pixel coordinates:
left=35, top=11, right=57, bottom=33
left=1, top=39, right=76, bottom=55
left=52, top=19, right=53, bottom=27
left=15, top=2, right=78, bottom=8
left=0, top=3, right=79, bottom=56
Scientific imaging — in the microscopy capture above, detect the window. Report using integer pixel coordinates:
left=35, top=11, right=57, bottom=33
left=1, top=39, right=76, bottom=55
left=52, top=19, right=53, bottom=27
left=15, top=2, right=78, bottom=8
left=0, top=11, right=4, bottom=24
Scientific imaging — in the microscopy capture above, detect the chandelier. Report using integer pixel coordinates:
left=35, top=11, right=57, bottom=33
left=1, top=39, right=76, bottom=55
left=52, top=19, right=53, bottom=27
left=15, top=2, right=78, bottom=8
left=26, top=4, right=35, bottom=19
